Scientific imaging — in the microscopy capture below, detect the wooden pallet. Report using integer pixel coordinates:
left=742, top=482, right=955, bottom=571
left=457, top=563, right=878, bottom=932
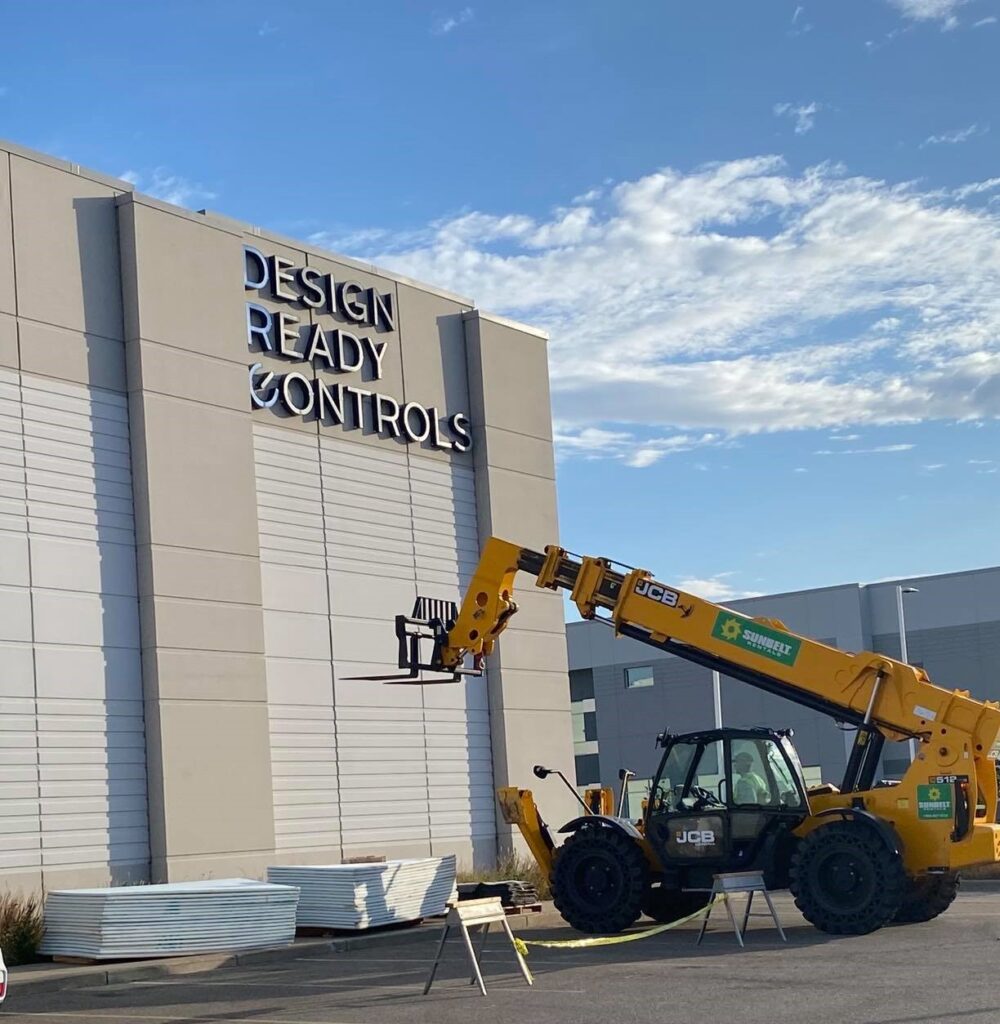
left=505, top=902, right=543, bottom=916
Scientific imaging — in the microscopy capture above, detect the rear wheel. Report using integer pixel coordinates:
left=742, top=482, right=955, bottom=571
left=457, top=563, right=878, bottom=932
left=642, top=885, right=711, bottom=924
left=789, top=821, right=905, bottom=934
left=893, top=873, right=960, bottom=923
left=552, top=827, right=648, bottom=933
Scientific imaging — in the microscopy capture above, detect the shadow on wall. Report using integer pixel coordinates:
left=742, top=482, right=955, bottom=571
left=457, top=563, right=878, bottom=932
left=74, top=195, right=151, bottom=887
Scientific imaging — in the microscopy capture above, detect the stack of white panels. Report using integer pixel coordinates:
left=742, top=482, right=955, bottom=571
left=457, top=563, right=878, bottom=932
left=268, top=855, right=456, bottom=930
left=39, top=879, right=300, bottom=960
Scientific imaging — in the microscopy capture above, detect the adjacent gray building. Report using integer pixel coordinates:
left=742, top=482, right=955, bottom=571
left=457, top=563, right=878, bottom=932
left=0, top=138, right=576, bottom=897
left=568, top=567, right=1000, bottom=812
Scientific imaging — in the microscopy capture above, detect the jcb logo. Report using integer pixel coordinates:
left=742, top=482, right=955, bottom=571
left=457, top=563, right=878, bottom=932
left=676, top=829, right=715, bottom=846
left=635, top=579, right=680, bottom=608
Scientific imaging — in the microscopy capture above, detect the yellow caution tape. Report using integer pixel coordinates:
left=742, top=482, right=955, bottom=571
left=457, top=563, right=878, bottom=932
left=513, top=894, right=722, bottom=957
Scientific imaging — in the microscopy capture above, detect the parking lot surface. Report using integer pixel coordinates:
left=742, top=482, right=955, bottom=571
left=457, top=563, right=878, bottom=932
left=4, top=890, right=999, bottom=1024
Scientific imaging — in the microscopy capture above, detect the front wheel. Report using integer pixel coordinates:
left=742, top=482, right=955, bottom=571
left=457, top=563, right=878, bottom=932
left=789, top=821, right=905, bottom=935
left=893, top=873, right=960, bottom=923
left=551, top=827, right=649, bottom=934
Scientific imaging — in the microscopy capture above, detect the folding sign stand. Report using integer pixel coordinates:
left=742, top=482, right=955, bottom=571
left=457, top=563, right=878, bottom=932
left=696, top=871, right=787, bottom=948
left=423, top=897, right=533, bottom=997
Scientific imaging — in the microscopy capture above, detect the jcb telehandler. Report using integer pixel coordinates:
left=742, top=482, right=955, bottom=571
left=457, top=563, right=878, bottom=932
left=366, top=538, right=1000, bottom=936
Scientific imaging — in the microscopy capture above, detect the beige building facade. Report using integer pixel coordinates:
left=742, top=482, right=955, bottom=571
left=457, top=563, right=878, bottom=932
left=0, top=139, right=576, bottom=896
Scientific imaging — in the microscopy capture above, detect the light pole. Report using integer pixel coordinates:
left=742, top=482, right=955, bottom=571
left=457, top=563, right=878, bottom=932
left=896, top=585, right=919, bottom=761
left=712, top=670, right=723, bottom=729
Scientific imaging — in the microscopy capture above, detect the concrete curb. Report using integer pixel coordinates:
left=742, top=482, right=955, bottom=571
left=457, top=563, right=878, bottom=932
left=8, top=906, right=564, bottom=995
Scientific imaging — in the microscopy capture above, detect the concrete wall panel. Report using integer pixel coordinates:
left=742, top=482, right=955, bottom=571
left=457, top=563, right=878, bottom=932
left=120, top=198, right=244, bottom=362
left=18, top=320, right=126, bottom=392
left=10, top=155, right=124, bottom=340
left=0, top=313, right=17, bottom=369
left=0, top=153, right=14, bottom=316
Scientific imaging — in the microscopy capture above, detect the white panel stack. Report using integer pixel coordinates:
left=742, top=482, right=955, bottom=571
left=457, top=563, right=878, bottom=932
left=39, top=879, right=300, bottom=960
left=268, top=855, right=456, bottom=930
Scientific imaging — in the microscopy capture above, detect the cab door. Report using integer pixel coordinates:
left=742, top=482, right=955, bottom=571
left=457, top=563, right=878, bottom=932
left=727, top=735, right=809, bottom=876
left=646, top=737, right=729, bottom=866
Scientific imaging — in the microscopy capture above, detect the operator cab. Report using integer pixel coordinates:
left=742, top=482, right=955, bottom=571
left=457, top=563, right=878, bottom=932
left=644, top=727, right=810, bottom=889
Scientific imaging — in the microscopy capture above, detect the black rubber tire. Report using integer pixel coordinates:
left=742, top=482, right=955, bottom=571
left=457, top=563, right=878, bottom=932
left=642, top=885, right=711, bottom=924
left=552, top=827, right=649, bottom=933
left=789, top=821, right=906, bottom=935
left=893, top=873, right=960, bottom=923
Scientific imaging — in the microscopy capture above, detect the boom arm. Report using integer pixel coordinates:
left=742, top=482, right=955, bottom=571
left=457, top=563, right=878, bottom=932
left=398, top=538, right=1000, bottom=812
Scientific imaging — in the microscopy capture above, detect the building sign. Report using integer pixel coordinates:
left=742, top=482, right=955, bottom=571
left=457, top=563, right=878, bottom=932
left=243, top=246, right=472, bottom=452
left=712, top=612, right=801, bottom=667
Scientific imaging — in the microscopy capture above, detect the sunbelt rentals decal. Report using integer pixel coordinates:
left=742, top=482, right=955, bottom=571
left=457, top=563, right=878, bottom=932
left=916, top=784, right=953, bottom=820
left=712, top=612, right=801, bottom=667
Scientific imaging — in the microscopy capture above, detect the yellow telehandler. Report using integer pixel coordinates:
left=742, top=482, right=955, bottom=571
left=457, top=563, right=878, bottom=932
left=365, top=537, right=1000, bottom=935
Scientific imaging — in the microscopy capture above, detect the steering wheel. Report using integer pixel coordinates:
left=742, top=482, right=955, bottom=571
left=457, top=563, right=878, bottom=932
left=689, top=785, right=721, bottom=811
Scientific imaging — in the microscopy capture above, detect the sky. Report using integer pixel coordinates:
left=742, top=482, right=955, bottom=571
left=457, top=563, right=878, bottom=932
left=1, top=0, right=998, bottom=603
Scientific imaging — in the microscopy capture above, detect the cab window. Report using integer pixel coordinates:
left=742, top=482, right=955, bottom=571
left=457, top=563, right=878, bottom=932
left=730, top=738, right=805, bottom=809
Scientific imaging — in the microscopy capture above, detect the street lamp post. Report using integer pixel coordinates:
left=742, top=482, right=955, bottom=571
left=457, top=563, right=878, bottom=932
left=896, top=585, right=919, bottom=761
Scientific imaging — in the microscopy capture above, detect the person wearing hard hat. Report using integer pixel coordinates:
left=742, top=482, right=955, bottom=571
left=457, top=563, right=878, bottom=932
left=732, top=750, right=770, bottom=805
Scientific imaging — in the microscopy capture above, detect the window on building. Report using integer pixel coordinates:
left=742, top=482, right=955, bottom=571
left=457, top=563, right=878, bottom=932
left=569, top=669, right=595, bottom=702
left=571, top=711, right=597, bottom=744
left=575, top=753, right=601, bottom=786
left=625, top=665, right=654, bottom=689
left=882, top=758, right=910, bottom=780
left=801, top=765, right=823, bottom=789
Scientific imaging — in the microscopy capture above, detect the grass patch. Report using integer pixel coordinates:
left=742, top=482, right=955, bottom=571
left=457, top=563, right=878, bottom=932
left=0, top=892, right=45, bottom=966
left=457, top=851, right=551, bottom=901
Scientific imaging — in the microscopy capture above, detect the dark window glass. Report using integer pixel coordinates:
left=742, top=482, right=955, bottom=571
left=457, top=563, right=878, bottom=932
left=575, top=753, right=600, bottom=786
left=569, top=669, right=594, bottom=702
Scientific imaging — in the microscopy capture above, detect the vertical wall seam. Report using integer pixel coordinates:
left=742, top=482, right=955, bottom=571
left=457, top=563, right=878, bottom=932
left=395, top=284, right=435, bottom=852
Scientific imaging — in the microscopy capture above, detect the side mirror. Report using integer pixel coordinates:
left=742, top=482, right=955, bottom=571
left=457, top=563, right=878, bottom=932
left=533, top=765, right=552, bottom=779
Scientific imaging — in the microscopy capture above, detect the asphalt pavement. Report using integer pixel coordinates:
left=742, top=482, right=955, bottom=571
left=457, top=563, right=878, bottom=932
left=3, top=889, right=999, bottom=1024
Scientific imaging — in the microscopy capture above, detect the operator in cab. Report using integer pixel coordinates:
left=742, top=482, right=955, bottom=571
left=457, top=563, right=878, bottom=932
left=733, top=750, right=770, bottom=804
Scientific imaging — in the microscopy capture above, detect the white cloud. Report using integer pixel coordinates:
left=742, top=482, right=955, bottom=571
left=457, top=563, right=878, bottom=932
left=332, top=156, right=1000, bottom=467
left=258, top=20, right=278, bottom=36
left=773, top=101, right=820, bottom=134
left=0, top=86, right=8, bottom=98
left=432, top=7, right=473, bottom=35
left=886, top=0, right=966, bottom=23
left=553, top=425, right=723, bottom=468
left=815, top=444, right=916, bottom=455
left=829, top=433, right=861, bottom=441
left=789, top=5, right=813, bottom=34
left=921, top=123, right=988, bottom=147
left=974, top=16, right=998, bottom=26
left=119, top=167, right=216, bottom=209
left=922, top=463, right=946, bottom=470
left=793, top=467, right=808, bottom=473
left=677, top=574, right=763, bottom=602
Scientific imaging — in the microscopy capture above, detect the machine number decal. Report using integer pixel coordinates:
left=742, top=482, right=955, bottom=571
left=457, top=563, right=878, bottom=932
left=928, top=774, right=968, bottom=786
left=711, top=612, right=802, bottom=667
left=916, top=784, right=954, bottom=820
left=676, top=829, right=716, bottom=846
left=634, top=579, right=680, bottom=608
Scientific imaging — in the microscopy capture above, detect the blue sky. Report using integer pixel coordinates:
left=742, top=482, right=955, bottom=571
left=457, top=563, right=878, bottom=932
left=2, top=0, right=998, bottom=600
